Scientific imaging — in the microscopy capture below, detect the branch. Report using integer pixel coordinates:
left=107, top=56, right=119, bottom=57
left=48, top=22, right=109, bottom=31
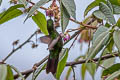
left=70, top=18, right=97, bottom=29
left=71, top=66, right=76, bottom=80
left=14, top=52, right=119, bottom=79
left=2, top=30, right=38, bottom=62
left=68, top=33, right=79, bottom=51
left=66, top=52, right=119, bottom=66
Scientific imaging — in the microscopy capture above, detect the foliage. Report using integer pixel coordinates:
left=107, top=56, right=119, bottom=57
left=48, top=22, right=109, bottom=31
left=0, top=0, right=120, bottom=80
left=32, top=11, right=48, bottom=35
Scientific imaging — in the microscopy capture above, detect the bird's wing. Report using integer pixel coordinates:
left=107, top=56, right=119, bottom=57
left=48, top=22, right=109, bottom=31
left=48, top=36, right=61, bottom=50
left=39, top=35, right=52, bottom=44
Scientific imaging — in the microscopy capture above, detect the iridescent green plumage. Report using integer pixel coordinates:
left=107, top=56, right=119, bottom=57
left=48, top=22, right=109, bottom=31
left=46, top=19, right=63, bottom=74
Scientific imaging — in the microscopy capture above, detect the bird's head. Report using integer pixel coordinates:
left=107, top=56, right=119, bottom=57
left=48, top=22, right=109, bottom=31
left=47, top=19, right=54, bottom=32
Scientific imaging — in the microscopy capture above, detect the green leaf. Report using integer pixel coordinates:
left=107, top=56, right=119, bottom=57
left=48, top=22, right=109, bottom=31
left=96, top=36, right=113, bottom=69
left=81, top=64, right=86, bottom=80
left=80, top=15, right=99, bottom=28
left=84, top=0, right=106, bottom=17
left=93, top=2, right=116, bottom=24
left=109, top=0, right=120, bottom=6
left=0, top=0, right=2, bottom=6
left=65, top=67, right=72, bottom=80
left=56, top=48, right=68, bottom=79
left=0, top=4, right=24, bottom=19
left=32, top=11, right=48, bottom=35
left=0, top=4, right=24, bottom=24
left=117, top=18, right=120, bottom=27
left=10, top=65, right=25, bottom=80
left=102, top=57, right=115, bottom=68
left=60, top=3, right=70, bottom=32
left=6, top=65, right=14, bottom=80
left=0, top=64, right=7, bottom=80
left=93, top=25, right=108, bottom=43
left=87, top=29, right=110, bottom=61
left=99, top=2, right=116, bottom=25
left=32, top=63, right=46, bottom=80
left=105, top=22, right=111, bottom=28
left=118, top=0, right=120, bottom=5
left=82, top=15, right=93, bottom=24
left=113, top=30, right=120, bottom=52
left=84, top=1, right=98, bottom=17
left=94, top=33, right=113, bottom=69
left=107, top=38, right=114, bottom=53
left=106, top=70, right=120, bottom=80
left=61, top=0, right=76, bottom=19
left=113, top=5, right=120, bottom=14
left=0, top=11, right=5, bottom=18
left=102, top=63, right=120, bottom=76
left=86, top=63, right=96, bottom=79
left=96, top=47, right=106, bottom=69
left=25, top=0, right=50, bottom=22
left=18, top=0, right=27, bottom=7
left=107, top=0, right=113, bottom=13
left=59, top=49, right=68, bottom=60
left=93, top=10, right=106, bottom=20
left=102, top=63, right=120, bottom=80
left=0, top=9, right=23, bottom=24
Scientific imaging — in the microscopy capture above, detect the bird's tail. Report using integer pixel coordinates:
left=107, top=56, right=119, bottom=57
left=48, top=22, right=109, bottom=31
left=46, top=56, right=59, bottom=74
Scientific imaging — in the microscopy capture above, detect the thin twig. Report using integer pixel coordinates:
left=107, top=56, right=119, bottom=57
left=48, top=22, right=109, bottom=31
left=91, top=60, right=106, bottom=69
left=67, top=28, right=81, bottom=32
left=2, top=31, right=37, bottom=62
left=71, top=66, right=76, bottom=80
left=70, top=18, right=97, bottom=29
left=87, top=29, right=91, bottom=54
left=68, top=33, right=80, bottom=51
left=35, top=33, right=38, bottom=45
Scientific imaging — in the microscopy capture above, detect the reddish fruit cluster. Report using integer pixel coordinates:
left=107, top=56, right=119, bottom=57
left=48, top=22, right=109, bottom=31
left=46, top=9, right=54, bottom=17
left=46, top=0, right=60, bottom=28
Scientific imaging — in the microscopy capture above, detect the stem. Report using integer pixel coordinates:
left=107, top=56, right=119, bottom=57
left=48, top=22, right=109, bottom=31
left=70, top=18, right=97, bottom=29
left=91, top=60, right=106, bottom=69
left=68, top=33, right=79, bottom=51
left=72, top=66, right=76, bottom=80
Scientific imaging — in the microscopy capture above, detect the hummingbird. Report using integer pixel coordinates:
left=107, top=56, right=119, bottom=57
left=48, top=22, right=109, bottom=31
left=40, top=18, right=63, bottom=74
